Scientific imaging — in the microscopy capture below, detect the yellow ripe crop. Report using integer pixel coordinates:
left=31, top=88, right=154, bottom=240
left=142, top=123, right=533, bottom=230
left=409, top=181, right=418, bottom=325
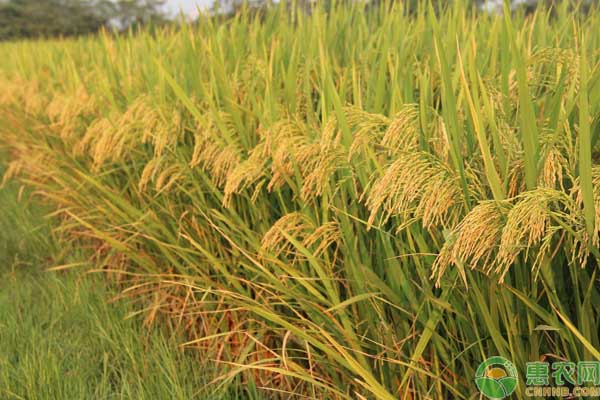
left=1, top=1, right=600, bottom=398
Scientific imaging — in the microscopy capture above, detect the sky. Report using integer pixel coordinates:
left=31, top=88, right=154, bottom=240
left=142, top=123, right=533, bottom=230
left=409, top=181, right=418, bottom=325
left=162, top=0, right=212, bottom=17
left=162, top=0, right=534, bottom=18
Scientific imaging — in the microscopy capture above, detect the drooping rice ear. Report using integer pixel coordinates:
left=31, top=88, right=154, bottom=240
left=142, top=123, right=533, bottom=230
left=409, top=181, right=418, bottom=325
left=261, top=212, right=314, bottom=260
left=365, top=150, right=464, bottom=230
left=74, top=117, right=112, bottom=157
left=88, top=117, right=122, bottom=171
left=428, top=113, right=451, bottom=162
left=528, top=48, right=580, bottom=94
left=365, top=152, right=431, bottom=227
left=539, top=146, right=567, bottom=190
left=571, top=167, right=600, bottom=263
left=190, top=113, right=242, bottom=187
left=293, top=116, right=346, bottom=200
left=258, top=117, right=314, bottom=192
left=269, top=137, right=316, bottom=192
left=344, top=105, right=390, bottom=129
left=506, top=159, right=525, bottom=198
left=223, top=153, right=268, bottom=207
left=416, top=168, right=464, bottom=230
left=497, top=191, right=552, bottom=274
left=139, top=157, right=162, bottom=192
left=302, top=221, right=341, bottom=260
left=380, top=104, right=421, bottom=153
left=432, top=201, right=507, bottom=286
left=1, top=159, right=24, bottom=187
left=301, top=148, right=346, bottom=201
left=47, top=88, right=97, bottom=141
left=345, top=105, right=390, bottom=160
left=496, top=189, right=577, bottom=281
left=155, top=163, right=185, bottom=193
left=23, top=80, right=46, bottom=116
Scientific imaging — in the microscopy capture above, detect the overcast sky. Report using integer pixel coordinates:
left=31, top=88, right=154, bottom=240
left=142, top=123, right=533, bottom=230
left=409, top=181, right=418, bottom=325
left=161, top=0, right=533, bottom=17
left=162, top=0, right=212, bottom=17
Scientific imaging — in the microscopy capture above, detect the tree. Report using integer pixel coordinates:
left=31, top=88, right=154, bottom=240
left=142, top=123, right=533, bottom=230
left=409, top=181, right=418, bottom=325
left=0, top=0, right=165, bottom=41
left=112, top=0, right=166, bottom=29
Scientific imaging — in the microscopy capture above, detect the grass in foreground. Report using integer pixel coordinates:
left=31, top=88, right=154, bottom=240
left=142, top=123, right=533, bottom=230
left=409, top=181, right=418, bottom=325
left=0, top=268, right=209, bottom=400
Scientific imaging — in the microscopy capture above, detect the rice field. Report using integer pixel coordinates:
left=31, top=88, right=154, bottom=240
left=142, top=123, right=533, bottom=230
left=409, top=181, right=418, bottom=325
left=0, top=157, right=266, bottom=399
left=1, top=1, right=599, bottom=398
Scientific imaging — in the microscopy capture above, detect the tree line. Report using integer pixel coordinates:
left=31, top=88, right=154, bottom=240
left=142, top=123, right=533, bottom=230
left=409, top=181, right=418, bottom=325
left=0, top=0, right=165, bottom=41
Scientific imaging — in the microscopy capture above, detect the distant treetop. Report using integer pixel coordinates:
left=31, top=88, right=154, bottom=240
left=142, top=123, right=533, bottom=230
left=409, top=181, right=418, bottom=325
left=0, top=0, right=166, bottom=41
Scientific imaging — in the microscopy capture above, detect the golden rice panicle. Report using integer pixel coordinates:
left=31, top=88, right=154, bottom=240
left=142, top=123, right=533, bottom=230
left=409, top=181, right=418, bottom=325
left=261, top=212, right=313, bottom=259
left=344, top=105, right=390, bottom=129
left=279, top=139, right=318, bottom=178
left=1, top=145, right=54, bottom=187
left=85, top=118, right=120, bottom=170
left=302, top=221, right=341, bottom=260
left=46, top=88, right=97, bottom=141
left=529, top=48, right=580, bottom=93
left=128, top=96, right=178, bottom=158
left=139, top=157, right=161, bottom=192
left=300, top=148, right=345, bottom=201
left=300, top=117, right=347, bottom=201
left=432, top=201, right=506, bottom=285
left=261, top=213, right=340, bottom=263
left=0, top=74, right=16, bottom=106
left=345, top=105, right=390, bottom=159
left=263, top=118, right=307, bottom=151
left=141, top=158, right=185, bottom=195
left=222, top=125, right=272, bottom=205
left=0, top=76, right=46, bottom=114
left=154, top=163, right=184, bottom=193
left=539, top=146, right=567, bottom=190
left=208, top=144, right=241, bottom=187
left=266, top=118, right=315, bottom=192
left=507, top=159, right=525, bottom=198
left=380, top=104, right=421, bottom=153
left=74, top=117, right=112, bottom=157
left=572, top=167, right=600, bottom=263
left=225, top=115, right=345, bottom=205
left=416, top=167, right=465, bottom=229
left=496, top=189, right=570, bottom=281
left=365, top=151, right=463, bottom=230
left=1, top=159, right=24, bottom=187
left=223, top=145, right=268, bottom=207
left=88, top=113, right=141, bottom=172
left=435, top=189, right=585, bottom=284
left=79, top=97, right=172, bottom=172
left=23, top=80, right=46, bottom=116
left=190, top=113, right=241, bottom=187
left=365, top=152, right=429, bottom=226
left=428, top=113, right=452, bottom=162
left=319, top=117, right=341, bottom=152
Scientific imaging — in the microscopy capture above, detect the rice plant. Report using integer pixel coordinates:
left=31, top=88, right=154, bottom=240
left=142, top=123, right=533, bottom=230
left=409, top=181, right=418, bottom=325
left=1, top=0, right=600, bottom=398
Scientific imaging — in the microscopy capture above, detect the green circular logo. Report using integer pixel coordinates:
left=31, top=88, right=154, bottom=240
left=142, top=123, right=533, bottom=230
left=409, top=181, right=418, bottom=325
left=475, top=356, right=518, bottom=399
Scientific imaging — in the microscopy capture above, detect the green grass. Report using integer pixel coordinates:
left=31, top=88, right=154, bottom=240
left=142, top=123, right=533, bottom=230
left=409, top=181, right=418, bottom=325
left=0, top=268, right=207, bottom=400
